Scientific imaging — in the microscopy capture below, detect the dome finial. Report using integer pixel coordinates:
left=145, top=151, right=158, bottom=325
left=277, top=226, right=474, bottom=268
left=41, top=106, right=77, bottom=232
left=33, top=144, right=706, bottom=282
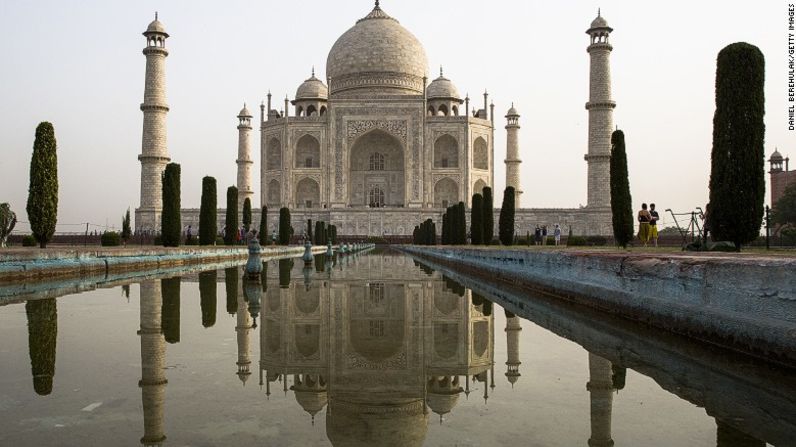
left=598, top=7, right=601, bottom=17
left=440, top=65, right=443, bottom=77
left=375, top=0, right=380, bottom=8
left=311, top=66, right=315, bottom=77
left=155, top=11, right=158, bottom=20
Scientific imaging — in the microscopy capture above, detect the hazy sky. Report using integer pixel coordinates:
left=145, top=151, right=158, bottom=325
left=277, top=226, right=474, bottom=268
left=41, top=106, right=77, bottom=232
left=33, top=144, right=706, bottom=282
left=1, top=0, right=791, bottom=233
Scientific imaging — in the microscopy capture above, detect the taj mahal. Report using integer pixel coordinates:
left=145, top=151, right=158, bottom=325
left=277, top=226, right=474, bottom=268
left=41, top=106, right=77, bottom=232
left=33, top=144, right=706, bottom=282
left=136, top=1, right=616, bottom=237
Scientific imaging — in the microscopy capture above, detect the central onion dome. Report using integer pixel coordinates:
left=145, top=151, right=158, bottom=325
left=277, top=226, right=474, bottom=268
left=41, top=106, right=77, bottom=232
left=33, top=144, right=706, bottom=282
left=326, top=1, right=428, bottom=96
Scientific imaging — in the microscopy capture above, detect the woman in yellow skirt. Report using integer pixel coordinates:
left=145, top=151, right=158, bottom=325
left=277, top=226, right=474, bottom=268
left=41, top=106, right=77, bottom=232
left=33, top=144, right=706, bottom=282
left=638, top=203, right=652, bottom=247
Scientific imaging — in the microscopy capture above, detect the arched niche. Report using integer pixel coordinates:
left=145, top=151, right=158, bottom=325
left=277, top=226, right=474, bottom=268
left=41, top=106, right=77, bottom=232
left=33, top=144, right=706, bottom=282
left=434, top=178, right=459, bottom=208
left=267, top=179, right=281, bottom=207
left=295, top=178, right=320, bottom=209
left=349, top=129, right=405, bottom=207
left=434, top=134, right=459, bottom=168
left=473, top=137, right=488, bottom=170
left=295, top=134, right=320, bottom=168
left=434, top=322, right=459, bottom=359
left=267, top=137, right=282, bottom=170
left=295, top=324, right=320, bottom=358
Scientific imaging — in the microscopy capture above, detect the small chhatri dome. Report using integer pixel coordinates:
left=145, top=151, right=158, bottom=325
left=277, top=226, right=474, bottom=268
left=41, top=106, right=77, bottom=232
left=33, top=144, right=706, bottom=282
left=238, top=103, right=252, bottom=118
left=295, top=68, right=329, bottom=100
left=427, top=67, right=461, bottom=100
left=588, top=9, right=611, bottom=32
left=326, top=1, right=428, bottom=95
left=144, top=12, right=168, bottom=36
left=506, top=103, right=519, bottom=117
left=771, top=148, right=784, bottom=161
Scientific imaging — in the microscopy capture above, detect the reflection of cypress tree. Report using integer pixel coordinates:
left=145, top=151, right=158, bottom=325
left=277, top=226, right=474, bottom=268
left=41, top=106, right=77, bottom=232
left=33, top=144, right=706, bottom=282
left=225, top=267, right=239, bottom=315
left=279, top=259, right=293, bottom=288
left=611, top=365, right=626, bottom=391
left=199, top=270, right=217, bottom=328
left=161, top=277, right=181, bottom=344
left=122, top=284, right=130, bottom=299
left=505, top=309, right=516, bottom=318
left=314, top=254, right=325, bottom=273
left=471, top=292, right=492, bottom=316
left=26, top=298, right=57, bottom=396
left=260, top=261, right=267, bottom=292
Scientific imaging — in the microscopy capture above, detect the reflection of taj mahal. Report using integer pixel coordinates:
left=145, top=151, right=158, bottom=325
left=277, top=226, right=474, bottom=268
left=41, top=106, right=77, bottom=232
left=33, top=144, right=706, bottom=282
left=136, top=2, right=616, bottom=236
left=257, top=253, right=503, bottom=444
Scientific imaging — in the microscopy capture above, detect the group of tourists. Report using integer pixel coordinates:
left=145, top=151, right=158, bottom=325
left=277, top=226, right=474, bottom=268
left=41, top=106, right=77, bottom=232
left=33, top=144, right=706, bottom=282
left=532, top=224, right=562, bottom=246
left=637, top=203, right=660, bottom=247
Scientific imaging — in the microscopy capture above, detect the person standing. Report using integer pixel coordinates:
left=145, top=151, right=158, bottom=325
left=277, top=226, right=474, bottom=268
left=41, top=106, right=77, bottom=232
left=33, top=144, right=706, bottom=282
left=649, top=203, right=660, bottom=247
left=542, top=225, right=548, bottom=245
left=534, top=226, right=542, bottom=246
left=553, top=224, right=562, bottom=246
left=186, top=225, right=193, bottom=244
left=638, top=203, right=652, bottom=247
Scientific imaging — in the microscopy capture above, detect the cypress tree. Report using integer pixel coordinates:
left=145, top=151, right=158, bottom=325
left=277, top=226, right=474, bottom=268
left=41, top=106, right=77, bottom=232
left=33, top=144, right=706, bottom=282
left=482, top=186, right=494, bottom=245
left=708, top=42, right=766, bottom=250
left=259, top=206, right=268, bottom=244
left=457, top=202, right=466, bottom=244
left=413, top=226, right=420, bottom=244
left=121, top=208, right=132, bottom=244
left=199, top=176, right=217, bottom=245
left=278, top=207, right=291, bottom=245
left=471, top=193, right=484, bottom=245
left=225, top=267, right=239, bottom=315
left=610, top=130, right=634, bottom=248
left=26, top=122, right=58, bottom=248
left=161, top=277, right=180, bottom=344
left=430, top=221, right=437, bottom=245
left=224, top=186, right=239, bottom=245
left=242, top=198, right=252, bottom=232
left=499, top=187, right=516, bottom=246
left=198, top=270, right=217, bottom=328
left=26, top=298, right=57, bottom=395
left=161, top=163, right=181, bottom=247
left=307, top=219, right=313, bottom=242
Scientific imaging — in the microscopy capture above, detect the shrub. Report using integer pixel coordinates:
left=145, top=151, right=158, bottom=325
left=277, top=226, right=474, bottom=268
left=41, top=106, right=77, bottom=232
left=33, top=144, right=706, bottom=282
left=161, top=163, right=181, bottom=247
left=101, top=231, right=121, bottom=247
left=546, top=236, right=556, bottom=246
left=22, top=235, right=37, bottom=246
left=26, top=122, right=59, bottom=248
left=153, top=235, right=162, bottom=246
left=199, top=176, right=218, bottom=245
left=708, top=42, right=766, bottom=250
left=586, top=235, right=608, bottom=246
left=567, top=236, right=587, bottom=246
left=215, top=236, right=225, bottom=245
left=185, top=236, right=199, bottom=246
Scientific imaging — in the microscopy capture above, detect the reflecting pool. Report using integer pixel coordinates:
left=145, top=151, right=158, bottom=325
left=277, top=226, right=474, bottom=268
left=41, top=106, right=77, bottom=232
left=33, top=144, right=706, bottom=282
left=0, top=250, right=793, bottom=446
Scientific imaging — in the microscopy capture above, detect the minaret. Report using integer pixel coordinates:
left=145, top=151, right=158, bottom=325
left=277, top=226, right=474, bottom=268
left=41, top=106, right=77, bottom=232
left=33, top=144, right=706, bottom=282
left=137, top=14, right=171, bottom=232
left=139, top=279, right=167, bottom=446
left=504, top=104, right=522, bottom=202
left=585, top=11, right=615, bottom=209
left=235, top=284, right=253, bottom=385
left=237, top=104, right=254, bottom=213
left=504, top=311, right=522, bottom=386
left=586, top=353, right=614, bottom=447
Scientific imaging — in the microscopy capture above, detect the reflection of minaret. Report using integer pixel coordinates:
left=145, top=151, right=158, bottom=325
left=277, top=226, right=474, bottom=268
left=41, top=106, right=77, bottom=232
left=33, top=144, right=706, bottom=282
left=26, top=298, right=58, bottom=396
left=139, top=280, right=167, bottom=446
left=504, top=311, right=522, bottom=386
left=236, top=285, right=253, bottom=385
left=586, top=353, right=614, bottom=447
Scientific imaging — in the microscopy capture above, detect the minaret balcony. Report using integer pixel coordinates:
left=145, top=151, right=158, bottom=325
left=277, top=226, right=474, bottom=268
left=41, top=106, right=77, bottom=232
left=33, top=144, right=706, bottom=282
left=585, top=101, right=616, bottom=110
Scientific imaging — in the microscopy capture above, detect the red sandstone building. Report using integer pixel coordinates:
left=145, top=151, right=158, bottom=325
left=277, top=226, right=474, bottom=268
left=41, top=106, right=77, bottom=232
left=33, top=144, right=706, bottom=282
left=769, top=148, right=795, bottom=209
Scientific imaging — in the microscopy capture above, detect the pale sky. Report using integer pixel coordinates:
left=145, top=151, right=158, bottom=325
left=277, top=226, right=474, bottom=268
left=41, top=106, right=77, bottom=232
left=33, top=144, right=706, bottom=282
left=1, top=0, right=791, bottom=233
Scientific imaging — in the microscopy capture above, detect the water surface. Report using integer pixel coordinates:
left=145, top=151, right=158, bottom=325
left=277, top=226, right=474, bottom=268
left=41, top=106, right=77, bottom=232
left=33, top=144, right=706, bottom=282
left=0, top=250, right=792, bottom=446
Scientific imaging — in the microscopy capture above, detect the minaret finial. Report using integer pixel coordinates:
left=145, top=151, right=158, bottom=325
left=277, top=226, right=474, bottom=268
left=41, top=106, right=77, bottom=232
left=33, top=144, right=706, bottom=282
left=440, top=65, right=443, bottom=77
left=375, top=0, right=380, bottom=8
left=155, top=11, right=158, bottom=20
left=311, top=66, right=315, bottom=77
left=598, top=7, right=601, bottom=16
